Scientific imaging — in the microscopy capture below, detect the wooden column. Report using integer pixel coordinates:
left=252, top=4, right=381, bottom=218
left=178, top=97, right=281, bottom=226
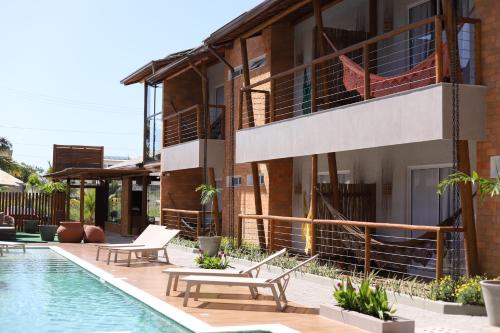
left=328, top=152, right=341, bottom=210
left=79, top=176, right=84, bottom=224
left=121, top=176, right=132, bottom=236
left=435, top=16, right=443, bottom=83
left=240, top=36, right=266, bottom=249
left=208, top=167, right=221, bottom=235
left=309, top=155, right=318, bottom=255
left=141, top=176, right=148, bottom=231
left=442, top=0, right=479, bottom=276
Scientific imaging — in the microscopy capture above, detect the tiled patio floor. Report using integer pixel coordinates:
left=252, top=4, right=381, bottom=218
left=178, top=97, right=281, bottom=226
left=56, top=242, right=363, bottom=333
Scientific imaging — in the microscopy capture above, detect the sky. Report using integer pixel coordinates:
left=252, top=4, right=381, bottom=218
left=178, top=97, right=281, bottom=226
left=0, top=0, right=262, bottom=170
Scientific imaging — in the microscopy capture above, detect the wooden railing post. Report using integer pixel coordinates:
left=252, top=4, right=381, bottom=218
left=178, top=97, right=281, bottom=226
left=269, top=78, right=275, bottom=122
left=177, top=212, right=181, bottom=232
left=474, top=21, right=482, bottom=85
left=311, top=64, right=317, bottom=113
left=238, top=90, right=244, bottom=130
left=196, top=105, right=203, bottom=139
left=436, top=230, right=444, bottom=280
left=177, top=115, right=182, bottom=144
left=364, top=227, right=372, bottom=276
left=237, top=215, right=243, bottom=248
left=196, top=212, right=202, bottom=238
left=435, top=16, right=443, bottom=83
left=269, top=219, right=275, bottom=252
left=363, top=44, right=371, bottom=100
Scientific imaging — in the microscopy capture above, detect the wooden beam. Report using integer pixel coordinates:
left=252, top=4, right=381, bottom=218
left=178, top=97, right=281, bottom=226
left=188, top=60, right=208, bottom=82
left=364, top=227, right=371, bottom=276
left=143, top=83, right=148, bottom=162
left=239, top=38, right=255, bottom=126
left=79, top=176, right=84, bottom=224
left=208, top=168, right=221, bottom=236
left=66, top=179, right=70, bottom=220
left=309, top=154, right=318, bottom=255
left=241, top=0, right=312, bottom=39
left=251, top=162, right=266, bottom=250
left=442, top=0, right=478, bottom=276
left=206, top=43, right=234, bottom=72
left=436, top=230, right=444, bottom=280
left=327, top=152, right=341, bottom=210
left=435, top=16, right=443, bottom=83
left=141, top=176, right=148, bottom=232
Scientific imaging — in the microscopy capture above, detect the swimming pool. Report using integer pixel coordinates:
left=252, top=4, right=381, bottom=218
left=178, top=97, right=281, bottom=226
left=0, top=248, right=193, bottom=333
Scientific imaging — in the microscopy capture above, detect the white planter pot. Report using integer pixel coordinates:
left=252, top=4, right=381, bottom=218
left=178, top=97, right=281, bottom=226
left=320, top=304, right=414, bottom=333
left=481, top=280, right=500, bottom=327
left=198, top=236, right=222, bottom=256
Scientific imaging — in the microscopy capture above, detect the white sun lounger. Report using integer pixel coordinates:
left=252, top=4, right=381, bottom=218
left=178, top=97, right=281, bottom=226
left=181, top=254, right=319, bottom=311
left=163, top=248, right=286, bottom=296
left=0, top=241, right=26, bottom=256
left=106, top=228, right=180, bottom=267
left=95, top=224, right=167, bottom=261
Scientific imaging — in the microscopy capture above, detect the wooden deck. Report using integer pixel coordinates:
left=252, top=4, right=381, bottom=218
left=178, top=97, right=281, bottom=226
left=57, top=243, right=363, bottom=333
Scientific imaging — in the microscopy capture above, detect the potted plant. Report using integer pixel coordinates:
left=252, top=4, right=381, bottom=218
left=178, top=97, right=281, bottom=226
left=195, top=183, right=221, bottom=256
left=320, top=276, right=414, bottom=333
left=438, top=171, right=500, bottom=327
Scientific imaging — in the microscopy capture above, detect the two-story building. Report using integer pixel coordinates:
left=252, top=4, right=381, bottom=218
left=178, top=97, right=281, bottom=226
left=122, top=0, right=500, bottom=279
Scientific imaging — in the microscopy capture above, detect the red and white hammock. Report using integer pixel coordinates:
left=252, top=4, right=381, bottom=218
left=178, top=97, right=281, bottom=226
left=339, top=46, right=449, bottom=98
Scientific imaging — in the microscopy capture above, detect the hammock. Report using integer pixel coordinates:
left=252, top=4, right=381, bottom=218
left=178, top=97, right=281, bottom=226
left=324, top=34, right=449, bottom=99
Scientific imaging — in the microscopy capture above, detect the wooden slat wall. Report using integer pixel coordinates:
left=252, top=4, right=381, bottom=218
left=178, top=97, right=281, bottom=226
left=53, top=144, right=104, bottom=172
left=0, top=192, right=66, bottom=229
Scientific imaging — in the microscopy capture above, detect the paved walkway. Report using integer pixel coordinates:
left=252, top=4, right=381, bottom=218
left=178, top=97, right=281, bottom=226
left=164, top=245, right=499, bottom=333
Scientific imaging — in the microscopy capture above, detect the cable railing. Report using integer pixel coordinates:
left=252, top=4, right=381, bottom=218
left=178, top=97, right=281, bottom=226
left=161, top=208, right=214, bottom=240
left=238, top=15, right=481, bottom=129
left=163, top=104, right=225, bottom=147
left=237, top=213, right=465, bottom=281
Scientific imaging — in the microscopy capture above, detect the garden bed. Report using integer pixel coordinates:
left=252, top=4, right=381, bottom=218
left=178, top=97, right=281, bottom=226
left=388, top=293, right=486, bottom=316
left=320, top=304, right=414, bottom=333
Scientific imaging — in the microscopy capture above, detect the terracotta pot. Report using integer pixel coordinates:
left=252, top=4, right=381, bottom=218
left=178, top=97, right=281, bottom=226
left=83, top=225, right=105, bottom=243
left=57, top=222, right=84, bottom=243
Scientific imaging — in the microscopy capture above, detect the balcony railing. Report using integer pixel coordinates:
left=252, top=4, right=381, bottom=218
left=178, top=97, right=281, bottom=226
left=238, top=16, right=481, bottom=129
left=163, top=104, right=225, bottom=147
left=237, top=213, right=464, bottom=281
left=161, top=208, right=214, bottom=240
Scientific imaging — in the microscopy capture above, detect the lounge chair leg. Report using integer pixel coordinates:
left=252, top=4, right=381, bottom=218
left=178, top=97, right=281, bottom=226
left=114, top=251, right=118, bottom=263
left=194, top=284, right=201, bottom=301
left=23, top=245, right=25, bottom=253
left=96, top=247, right=100, bottom=261
left=127, top=252, right=132, bottom=267
left=173, top=275, right=179, bottom=291
left=166, top=275, right=173, bottom=296
left=249, top=286, right=258, bottom=299
left=107, top=250, right=112, bottom=265
left=183, top=282, right=192, bottom=307
left=0, top=247, right=3, bottom=256
left=270, top=285, right=284, bottom=312
left=277, top=281, right=288, bottom=304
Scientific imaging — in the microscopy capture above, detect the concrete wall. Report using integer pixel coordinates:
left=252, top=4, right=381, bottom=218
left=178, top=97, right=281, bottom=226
left=161, top=139, right=225, bottom=173
left=236, top=83, right=486, bottom=163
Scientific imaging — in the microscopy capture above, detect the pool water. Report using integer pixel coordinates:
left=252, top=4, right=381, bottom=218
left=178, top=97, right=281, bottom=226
left=0, top=249, right=193, bottom=333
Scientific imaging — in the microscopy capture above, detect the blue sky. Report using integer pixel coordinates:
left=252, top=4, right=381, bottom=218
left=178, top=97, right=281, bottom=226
left=0, top=0, right=261, bottom=170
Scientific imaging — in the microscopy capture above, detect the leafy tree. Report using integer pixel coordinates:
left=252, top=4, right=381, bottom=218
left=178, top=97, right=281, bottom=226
left=0, top=137, right=12, bottom=152
left=26, top=172, right=43, bottom=192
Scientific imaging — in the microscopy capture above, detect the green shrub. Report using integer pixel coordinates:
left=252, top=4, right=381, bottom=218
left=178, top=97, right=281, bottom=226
left=195, top=254, right=231, bottom=269
left=430, top=275, right=457, bottom=302
left=334, top=276, right=395, bottom=320
left=455, top=276, right=484, bottom=306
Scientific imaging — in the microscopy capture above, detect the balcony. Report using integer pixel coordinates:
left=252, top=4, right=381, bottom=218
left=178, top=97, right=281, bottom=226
left=236, top=16, right=485, bottom=163
left=161, top=104, right=225, bottom=172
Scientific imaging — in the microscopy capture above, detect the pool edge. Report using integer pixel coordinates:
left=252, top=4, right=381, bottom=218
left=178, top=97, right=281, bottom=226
left=45, top=246, right=300, bottom=333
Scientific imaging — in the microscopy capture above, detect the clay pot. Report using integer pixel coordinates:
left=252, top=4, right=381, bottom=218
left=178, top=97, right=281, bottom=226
left=57, top=222, right=84, bottom=243
left=83, top=225, right=105, bottom=243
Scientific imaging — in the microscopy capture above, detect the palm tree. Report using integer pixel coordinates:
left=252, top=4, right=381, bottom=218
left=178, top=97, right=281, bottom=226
left=438, top=171, right=500, bottom=198
left=0, top=137, right=12, bottom=152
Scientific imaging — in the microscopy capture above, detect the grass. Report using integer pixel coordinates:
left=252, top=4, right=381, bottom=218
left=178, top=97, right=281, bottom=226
left=170, top=236, right=432, bottom=298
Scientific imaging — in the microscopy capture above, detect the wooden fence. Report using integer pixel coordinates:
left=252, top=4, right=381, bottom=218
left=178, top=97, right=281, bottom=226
left=0, top=192, right=67, bottom=229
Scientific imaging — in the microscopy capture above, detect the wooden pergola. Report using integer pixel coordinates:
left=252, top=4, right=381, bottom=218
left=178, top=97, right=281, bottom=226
left=45, top=167, right=151, bottom=234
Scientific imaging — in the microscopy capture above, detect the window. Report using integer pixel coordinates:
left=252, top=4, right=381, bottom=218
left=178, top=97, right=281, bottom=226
left=318, top=170, right=351, bottom=184
left=408, top=1, right=437, bottom=68
left=227, top=176, right=242, bottom=187
left=145, top=83, right=163, bottom=162
left=408, top=165, right=456, bottom=236
left=228, top=55, right=267, bottom=80
left=246, top=174, right=265, bottom=186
